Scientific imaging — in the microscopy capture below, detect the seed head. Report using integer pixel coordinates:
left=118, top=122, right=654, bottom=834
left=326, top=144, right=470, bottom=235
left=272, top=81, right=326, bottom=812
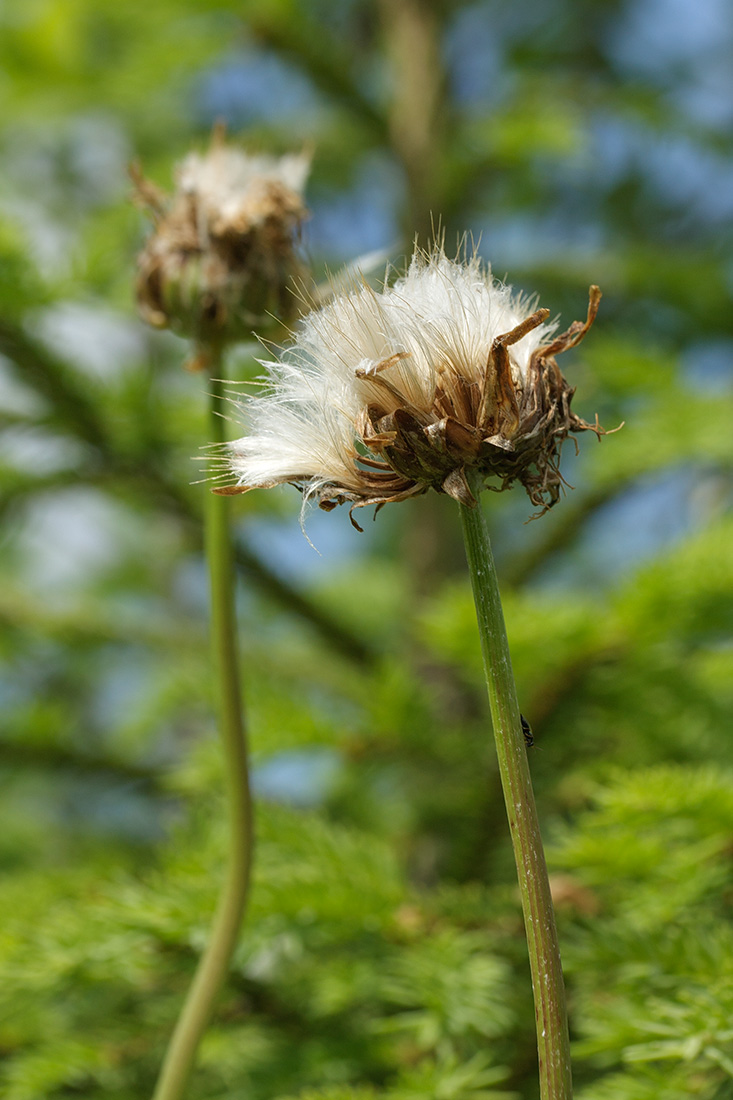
left=133, top=131, right=310, bottom=358
left=215, top=245, right=606, bottom=526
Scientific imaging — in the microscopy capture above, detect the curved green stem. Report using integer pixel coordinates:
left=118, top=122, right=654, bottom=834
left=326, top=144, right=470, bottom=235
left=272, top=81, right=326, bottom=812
left=152, top=368, right=254, bottom=1100
left=458, top=472, right=572, bottom=1100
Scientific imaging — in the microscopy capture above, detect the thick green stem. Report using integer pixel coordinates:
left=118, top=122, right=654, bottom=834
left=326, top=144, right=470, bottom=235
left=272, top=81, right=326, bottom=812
left=152, top=369, right=253, bottom=1100
left=458, top=473, right=572, bottom=1100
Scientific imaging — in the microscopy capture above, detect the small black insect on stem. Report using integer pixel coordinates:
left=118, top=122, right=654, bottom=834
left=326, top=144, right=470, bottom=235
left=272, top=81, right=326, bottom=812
left=520, top=714, right=534, bottom=748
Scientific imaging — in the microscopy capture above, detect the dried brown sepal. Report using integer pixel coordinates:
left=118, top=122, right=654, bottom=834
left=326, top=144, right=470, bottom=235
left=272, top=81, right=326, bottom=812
left=480, top=307, right=550, bottom=438
left=129, top=160, right=167, bottom=220
left=442, top=466, right=476, bottom=506
left=212, top=485, right=251, bottom=496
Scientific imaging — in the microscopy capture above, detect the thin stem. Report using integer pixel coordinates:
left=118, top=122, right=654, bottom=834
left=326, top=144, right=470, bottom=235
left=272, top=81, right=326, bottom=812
left=152, top=367, right=254, bottom=1100
left=458, top=471, right=572, bottom=1100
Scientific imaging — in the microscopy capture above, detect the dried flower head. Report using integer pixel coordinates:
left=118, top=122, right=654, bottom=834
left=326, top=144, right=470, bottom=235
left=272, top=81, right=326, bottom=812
left=215, top=245, right=606, bottom=526
left=133, top=131, right=310, bottom=358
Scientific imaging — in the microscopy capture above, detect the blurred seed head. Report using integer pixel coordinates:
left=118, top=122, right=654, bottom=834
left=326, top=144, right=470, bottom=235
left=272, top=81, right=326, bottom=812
left=214, top=244, right=608, bottom=525
left=133, top=131, right=310, bottom=361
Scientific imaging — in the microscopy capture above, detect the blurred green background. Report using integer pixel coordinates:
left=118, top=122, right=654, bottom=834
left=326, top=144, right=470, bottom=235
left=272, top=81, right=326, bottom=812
left=1, top=1, right=733, bottom=1098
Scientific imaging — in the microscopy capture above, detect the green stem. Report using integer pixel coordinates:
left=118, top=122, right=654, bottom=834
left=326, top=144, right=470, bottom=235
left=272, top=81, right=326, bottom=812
left=458, top=472, right=572, bottom=1100
left=152, top=368, right=254, bottom=1100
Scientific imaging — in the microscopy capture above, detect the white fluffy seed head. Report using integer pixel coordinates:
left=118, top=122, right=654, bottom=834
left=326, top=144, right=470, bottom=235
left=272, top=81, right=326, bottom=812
left=220, top=243, right=603, bottom=521
left=227, top=246, right=553, bottom=486
left=177, top=147, right=311, bottom=238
